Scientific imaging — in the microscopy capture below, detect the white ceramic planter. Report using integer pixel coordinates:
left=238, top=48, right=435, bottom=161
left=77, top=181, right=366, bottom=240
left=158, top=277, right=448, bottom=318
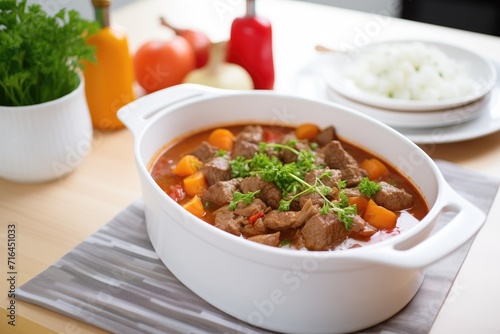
left=0, top=78, right=93, bottom=183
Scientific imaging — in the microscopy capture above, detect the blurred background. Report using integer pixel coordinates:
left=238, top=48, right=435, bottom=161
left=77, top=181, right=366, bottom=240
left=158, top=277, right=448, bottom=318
left=26, top=0, right=500, bottom=36
left=26, top=0, right=397, bottom=20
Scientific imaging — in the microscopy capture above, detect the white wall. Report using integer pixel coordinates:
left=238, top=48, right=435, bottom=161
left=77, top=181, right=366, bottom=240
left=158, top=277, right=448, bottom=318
left=25, top=0, right=137, bottom=19
left=26, top=0, right=401, bottom=20
left=301, top=0, right=401, bottom=16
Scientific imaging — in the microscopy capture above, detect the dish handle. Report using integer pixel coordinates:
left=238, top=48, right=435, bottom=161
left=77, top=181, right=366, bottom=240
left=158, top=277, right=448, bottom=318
left=118, top=84, right=221, bottom=137
left=358, top=182, right=486, bottom=269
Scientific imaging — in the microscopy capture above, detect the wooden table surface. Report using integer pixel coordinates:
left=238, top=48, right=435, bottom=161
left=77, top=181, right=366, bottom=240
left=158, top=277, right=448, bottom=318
left=1, top=0, right=499, bottom=333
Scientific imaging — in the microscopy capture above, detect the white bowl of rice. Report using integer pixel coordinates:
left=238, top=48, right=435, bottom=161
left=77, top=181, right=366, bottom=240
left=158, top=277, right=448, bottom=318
left=324, top=40, right=496, bottom=111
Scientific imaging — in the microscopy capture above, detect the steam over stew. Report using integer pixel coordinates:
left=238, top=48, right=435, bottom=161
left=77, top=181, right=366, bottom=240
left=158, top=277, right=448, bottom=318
left=151, top=123, right=428, bottom=251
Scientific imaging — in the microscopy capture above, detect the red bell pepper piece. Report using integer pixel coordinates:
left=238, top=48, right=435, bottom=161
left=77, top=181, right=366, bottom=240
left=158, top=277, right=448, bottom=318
left=226, top=0, right=275, bottom=90
left=248, top=211, right=265, bottom=224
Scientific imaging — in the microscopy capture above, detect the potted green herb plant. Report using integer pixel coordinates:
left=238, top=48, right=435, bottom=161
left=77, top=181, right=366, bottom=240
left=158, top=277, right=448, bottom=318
left=0, top=0, right=98, bottom=183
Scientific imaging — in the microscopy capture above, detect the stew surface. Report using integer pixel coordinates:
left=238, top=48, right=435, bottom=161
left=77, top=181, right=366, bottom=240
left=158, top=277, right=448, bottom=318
left=151, top=123, right=428, bottom=251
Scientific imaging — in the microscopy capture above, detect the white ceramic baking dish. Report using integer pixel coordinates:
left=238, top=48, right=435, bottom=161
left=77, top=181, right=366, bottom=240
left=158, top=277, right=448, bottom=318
left=118, top=84, right=485, bottom=334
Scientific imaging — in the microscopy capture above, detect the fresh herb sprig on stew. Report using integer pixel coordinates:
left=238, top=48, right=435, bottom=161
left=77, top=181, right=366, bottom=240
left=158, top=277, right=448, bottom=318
left=229, top=190, right=260, bottom=210
left=228, top=141, right=357, bottom=230
left=358, top=177, right=381, bottom=196
left=229, top=141, right=316, bottom=195
left=279, top=172, right=356, bottom=230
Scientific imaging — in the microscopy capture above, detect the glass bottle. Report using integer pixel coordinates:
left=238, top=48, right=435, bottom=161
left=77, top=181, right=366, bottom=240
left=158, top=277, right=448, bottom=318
left=83, top=0, right=136, bottom=130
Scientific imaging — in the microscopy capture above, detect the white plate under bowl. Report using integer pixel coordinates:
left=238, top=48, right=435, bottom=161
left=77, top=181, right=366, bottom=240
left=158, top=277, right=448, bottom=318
left=393, top=88, right=500, bottom=144
left=323, top=40, right=497, bottom=111
left=325, top=85, right=490, bottom=129
left=293, top=54, right=500, bottom=144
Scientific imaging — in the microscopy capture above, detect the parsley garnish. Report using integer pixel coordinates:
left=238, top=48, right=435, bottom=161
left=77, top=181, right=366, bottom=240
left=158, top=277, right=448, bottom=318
left=255, top=142, right=316, bottom=196
left=279, top=173, right=356, bottom=230
left=280, top=239, right=292, bottom=247
left=229, top=190, right=260, bottom=210
left=279, top=171, right=332, bottom=211
left=229, top=156, right=251, bottom=178
left=216, top=149, right=228, bottom=157
left=358, top=177, right=381, bottom=197
left=229, top=141, right=356, bottom=230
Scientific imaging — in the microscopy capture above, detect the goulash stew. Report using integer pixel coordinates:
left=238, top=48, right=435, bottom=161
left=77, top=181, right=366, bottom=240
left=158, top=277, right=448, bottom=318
left=151, top=123, right=429, bottom=251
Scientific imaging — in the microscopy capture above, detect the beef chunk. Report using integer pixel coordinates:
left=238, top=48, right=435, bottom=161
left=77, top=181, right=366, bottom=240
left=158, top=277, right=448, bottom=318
left=231, top=140, right=259, bottom=159
left=340, top=164, right=368, bottom=187
left=202, top=178, right=241, bottom=206
left=214, top=206, right=245, bottom=236
left=189, top=141, right=218, bottom=163
left=299, top=192, right=324, bottom=209
left=314, top=154, right=326, bottom=167
left=277, top=134, right=310, bottom=163
left=283, top=230, right=305, bottom=250
left=305, top=168, right=335, bottom=185
left=248, top=232, right=280, bottom=247
left=296, top=199, right=318, bottom=225
left=264, top=211, right=298, bottom=230
left=264, top=199, right=317, bottom=230
left=315, top=125, right=337, bottom=147
left=278, top=132, right=297, bottom=144
left=202, top=157, right=232, bottom=186
left=240, top=176, right=282, bottom=209
left=305, top=168, right=341, bottom=189
left=343, top=187, right=362, bottom=198
left=301, top=213, right=349, bottom=251
left=232, top=125, right=263, bottom=159
left=242, top=218, right=268, bottom=238
left=234, top=198, right=267, bottom=218
left=319, top=141, right=366, bottom=187
left=235, top=125, right=263, bottom=144
left=299, top=168, right=341, bottom=208
left=320, top=140, right=357, bottom=169
left=281, top=141, right=310, bottom=163
left=373, top=181, right=414, bottom=211
left=349, top=215, right=378, bottom=239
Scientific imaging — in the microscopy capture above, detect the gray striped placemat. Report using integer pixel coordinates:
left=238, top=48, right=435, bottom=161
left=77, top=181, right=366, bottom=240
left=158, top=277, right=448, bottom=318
left=17, top=160, right=500, bottom=334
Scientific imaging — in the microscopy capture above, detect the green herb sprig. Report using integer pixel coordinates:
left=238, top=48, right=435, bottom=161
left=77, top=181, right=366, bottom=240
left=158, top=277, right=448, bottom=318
left=358, top=177, right=381, bottom=196
left=229, top=141, right=357, bottom=230
left=229, top=190, right=260, bottom=210
left=279, top=172, right=356, bottom=230
left=0, top=0, right=99, bottom=106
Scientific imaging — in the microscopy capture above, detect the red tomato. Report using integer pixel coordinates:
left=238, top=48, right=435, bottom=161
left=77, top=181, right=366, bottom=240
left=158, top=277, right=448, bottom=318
left=133, top=36, right=195, bottom=94
left=159, top=17, right=210, bottom=69
left=179, top=30, right=210, bottom=68
left=263, top=129, right=284, bottom=143
left=167, top=184, right=185, bottom=202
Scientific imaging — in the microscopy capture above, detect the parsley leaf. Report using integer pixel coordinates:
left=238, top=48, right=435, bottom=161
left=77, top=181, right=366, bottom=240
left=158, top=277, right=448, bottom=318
left=229, top=156, right=251, bottom=178
left=250, top=153, right=282, bottom=182
left=260, top=142, right=300, bottom=155
left=358, top=177, right=381, bottom=197
left=229, top=140, right=356, bottom=230
left=277, top=173, right=355, bottom=230
left=229, top=190, right=260, bottom=211
left=216, top=149, right=228, bottom=157
left=280, top=239, right=292, bottom=247
left=331, top=204, right=356, bottom=230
